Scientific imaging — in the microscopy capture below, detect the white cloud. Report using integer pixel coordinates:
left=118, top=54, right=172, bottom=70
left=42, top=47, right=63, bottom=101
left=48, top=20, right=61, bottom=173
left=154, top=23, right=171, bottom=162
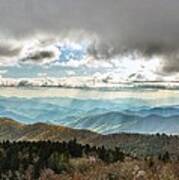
left=66, top=70, right=76, bottom=76
left=37, top=73, right=47, bottom=77
left=0, top=70, right=7, bottom=74
left=1, top=73, right=179, bottom=90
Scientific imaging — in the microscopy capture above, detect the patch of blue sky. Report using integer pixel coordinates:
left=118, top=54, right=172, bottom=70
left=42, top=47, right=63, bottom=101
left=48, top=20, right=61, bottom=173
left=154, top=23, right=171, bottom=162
left=3, top=65, right=43, bottom=78
left=2, top=62, right=115, bottom=78
left=56, top=44, right=87, bottom=62
left=3, top=64, right=88, bottom=78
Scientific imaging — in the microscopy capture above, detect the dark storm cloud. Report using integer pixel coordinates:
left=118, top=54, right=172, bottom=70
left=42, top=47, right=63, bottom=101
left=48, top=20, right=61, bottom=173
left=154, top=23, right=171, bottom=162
left=0, top=0, right=179, bottom=72
left=21, top=51, right=55, bottom=63
left=161, top=53, right=179, bottom=73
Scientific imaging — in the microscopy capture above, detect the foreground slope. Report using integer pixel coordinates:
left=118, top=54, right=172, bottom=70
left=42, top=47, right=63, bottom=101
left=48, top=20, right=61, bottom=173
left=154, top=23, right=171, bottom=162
left=0, top=118, right=99, bottom=143
left=0, top=117, right=179, bottom=158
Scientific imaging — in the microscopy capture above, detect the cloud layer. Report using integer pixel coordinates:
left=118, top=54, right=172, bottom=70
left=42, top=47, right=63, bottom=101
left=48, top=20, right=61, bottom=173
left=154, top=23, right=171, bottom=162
left=1, top=75, right=179, bottom=90
left=0, top=0, right=179, bottom=79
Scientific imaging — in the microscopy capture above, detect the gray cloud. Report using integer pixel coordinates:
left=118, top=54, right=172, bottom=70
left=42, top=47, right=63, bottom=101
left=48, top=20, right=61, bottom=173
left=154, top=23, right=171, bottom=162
left=87, top=42, right=115, bottom=59
left=0, top=43, right=21, bottom=57
left=0, top=0, right=179, bottom=72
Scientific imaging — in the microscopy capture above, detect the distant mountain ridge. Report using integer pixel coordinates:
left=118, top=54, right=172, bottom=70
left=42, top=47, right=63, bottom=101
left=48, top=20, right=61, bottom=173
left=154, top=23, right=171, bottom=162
left=1, top=96, right=179, bottom=134
left=72, top=111, right=179, bottom=134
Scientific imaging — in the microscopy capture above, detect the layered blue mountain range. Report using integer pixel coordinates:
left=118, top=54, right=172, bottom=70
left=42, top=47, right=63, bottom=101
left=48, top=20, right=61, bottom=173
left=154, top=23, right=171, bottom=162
left=0, top=96, right=179, bottom=134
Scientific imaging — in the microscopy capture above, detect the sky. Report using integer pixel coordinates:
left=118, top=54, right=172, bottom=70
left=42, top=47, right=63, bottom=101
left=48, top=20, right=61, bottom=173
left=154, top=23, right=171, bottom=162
left=1, top=0, right=179, bottom=85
